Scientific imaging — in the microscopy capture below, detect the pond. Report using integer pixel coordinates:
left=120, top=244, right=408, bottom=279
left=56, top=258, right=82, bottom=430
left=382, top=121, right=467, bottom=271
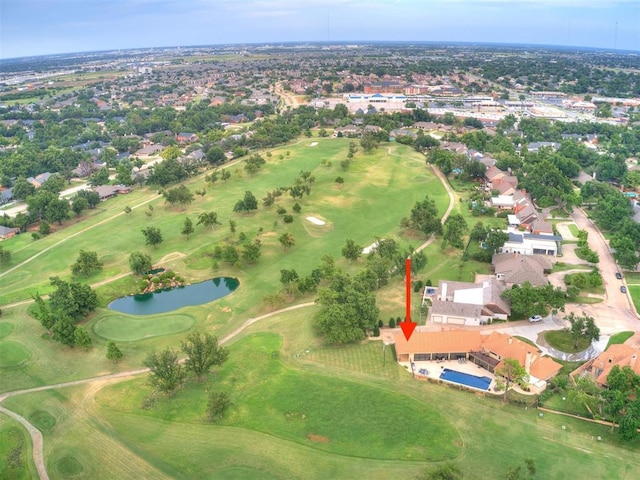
left=108, top=277, right=239, bottom=315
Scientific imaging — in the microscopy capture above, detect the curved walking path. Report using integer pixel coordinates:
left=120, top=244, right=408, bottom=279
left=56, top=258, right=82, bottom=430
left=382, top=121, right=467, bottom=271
left=0, top=144, right=455, bottom=479
left=0, top=301, right=316, bottom=479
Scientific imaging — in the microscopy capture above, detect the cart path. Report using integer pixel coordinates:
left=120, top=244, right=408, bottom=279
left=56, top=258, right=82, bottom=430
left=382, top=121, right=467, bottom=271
left=0, top=301, right=316, bottom=480
left=0, top=146, right=454, bottom=479
left=0, top=194, right=161, bottom=281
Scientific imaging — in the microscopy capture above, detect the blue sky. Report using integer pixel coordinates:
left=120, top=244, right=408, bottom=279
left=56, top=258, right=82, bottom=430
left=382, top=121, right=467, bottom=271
left=1, top=0, right=639, bottom=59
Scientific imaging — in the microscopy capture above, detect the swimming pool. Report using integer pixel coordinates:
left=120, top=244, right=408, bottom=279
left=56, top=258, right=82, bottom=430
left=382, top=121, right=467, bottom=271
left=439, top=368, right=492, bottom=391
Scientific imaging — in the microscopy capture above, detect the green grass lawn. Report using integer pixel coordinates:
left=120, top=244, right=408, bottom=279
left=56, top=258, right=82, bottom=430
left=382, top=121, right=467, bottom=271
left=606, top=331, right=635, bottom=349
left=567, top=223, right=580, bottom=237
left=628, top=285, right=640, bottom=313
left=4, top=310, right=640, bottom=479
left=545, top=330, right=591, bottom=353
left=3, top=139, right=640, bottom=479
left=552, top=262, right=590, bottom=273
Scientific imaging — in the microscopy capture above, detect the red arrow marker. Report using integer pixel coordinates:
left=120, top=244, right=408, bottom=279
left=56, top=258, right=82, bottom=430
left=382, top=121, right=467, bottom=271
left=400, top=257, right=417, bottom=341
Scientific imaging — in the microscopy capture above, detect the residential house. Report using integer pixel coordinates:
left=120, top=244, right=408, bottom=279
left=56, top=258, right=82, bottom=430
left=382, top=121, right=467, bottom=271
left=0, top=225, right=20, bottom=239
left=135, top=144, right=164, bottom=157
left=176, top=132, right=198, bottom=144
left=500, top=232, right=562, bottom=256
left=333, top=125, right=361, bottom=137
left=429, top=278, right=510, bottom=326
left=0, top=188, right=13, bottom=204
left=492, top=253, right=552, bottom=287
left=94, top=184, right=132, bottom=201
left=571, top=336, right=640, bottom=388
left=394, top=330, right=562, bottom=387
left=27, top=172, right=52, bottom=188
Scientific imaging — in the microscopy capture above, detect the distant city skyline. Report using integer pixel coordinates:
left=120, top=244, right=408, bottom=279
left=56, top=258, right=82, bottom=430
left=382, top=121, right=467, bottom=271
left=1, top=0, right=640, bottom=59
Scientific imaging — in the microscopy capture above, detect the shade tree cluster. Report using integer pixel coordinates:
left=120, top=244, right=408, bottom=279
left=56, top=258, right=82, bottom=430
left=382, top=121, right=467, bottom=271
left=32, top=276, right=98, bottom=347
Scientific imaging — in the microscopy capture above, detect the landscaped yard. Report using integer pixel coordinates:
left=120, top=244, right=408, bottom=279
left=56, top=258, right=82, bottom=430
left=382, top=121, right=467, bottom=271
left=545, top=330, right=591, bottom=353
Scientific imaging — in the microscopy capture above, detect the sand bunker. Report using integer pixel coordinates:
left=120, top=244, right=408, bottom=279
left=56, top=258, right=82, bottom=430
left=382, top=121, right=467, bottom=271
left=306, top=216, right=325, bottom=226
left=309, top=142, right=318, bottom=147
left=362, top=241, right=380, bottom=254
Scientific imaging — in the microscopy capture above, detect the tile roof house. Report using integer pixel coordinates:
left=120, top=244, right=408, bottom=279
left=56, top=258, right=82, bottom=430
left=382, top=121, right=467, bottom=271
left=429, top=278, right=510, bottom=326
left=492, top=253, right=552, bottom=287
left=571, top=338, right=640, bottom=388
left=394, top=330, right=562, bottom=383
left=94, top=184, right=132, bottom=201
left=0, top=187, right=13, bottom=204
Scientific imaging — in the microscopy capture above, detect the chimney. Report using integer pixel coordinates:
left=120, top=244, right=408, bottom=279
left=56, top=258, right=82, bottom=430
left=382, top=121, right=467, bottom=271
left=525, top=351, right=533, bottom=374
left=441, top=282, right=448, bottom=301
left=508, top=337, right=513, bottom=345
left=631, top=354, right=638, bottom=369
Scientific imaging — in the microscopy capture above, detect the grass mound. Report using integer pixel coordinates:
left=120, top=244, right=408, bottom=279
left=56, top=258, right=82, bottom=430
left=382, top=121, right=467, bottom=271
left=30, top=410, right=56, bottom=431
left=0, top=341, right=31, bottom=367
left=56, top=456, right=84, bottom=476
left=93, top=313, right=195, bottom=341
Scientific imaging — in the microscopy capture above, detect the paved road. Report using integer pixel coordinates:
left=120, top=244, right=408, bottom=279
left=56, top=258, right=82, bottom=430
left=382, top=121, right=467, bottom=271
left=567, top=207, right=638, bottom=333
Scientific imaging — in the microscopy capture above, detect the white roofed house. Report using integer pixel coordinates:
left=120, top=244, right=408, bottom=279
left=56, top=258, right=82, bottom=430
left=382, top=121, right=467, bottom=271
left=500, top=232, right=562, bottom=256
left=429, top=278, right=511, bottom=326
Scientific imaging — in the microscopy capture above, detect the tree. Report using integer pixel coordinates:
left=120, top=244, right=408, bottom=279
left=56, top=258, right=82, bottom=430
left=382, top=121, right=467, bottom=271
left=88, top=166, right=109, bottom=187
left=485, top=229, right=509, bottom=254
left=163, top=184, right=194, bottom=209
left=406, top=196, right=442, bottom=236
left=51, top=316, right=77, bottom=346
left=470, top=221, right=487, bottom=242
left=181, top=216, right=194, bottom=239
left=11, top=176, right=35, bottom=200
left=315, top=271, right=380, bottom=344
left=71, top=196, right=88, bottom=216
left=0, top=246, right=11, bottom=265
left=141, top=226, right=163, bottom=249
left=360, top=132, right=379, bottom=153
left=74, top=327, right=92, bottom=349
left=181, top=332, right=229, bottom=381
left=71, top=249, right=103, bottom=277
left=278, top=232, right=295, bottom=250
left=241, top=240, right=262, bottom=264
left=129, top=251, right=152, bottom=275
left=341, top=238, right=363, bottom=263
left=143, top=348, right=186, bottom=395
left=566, top=312, right=600, bottom=349
left=495, top=357, right=529, bottom=402
left=160, top=145, right=182, bottom=160
left=196, top=211, right=220, bottom=230
left=422, top=463, right=464, bottom=480
left=106, top=341, right=123, bottom=362
left=206, top=391, right=231, bottom=422
left=442, top=213, right=468, bottom=249
left=48, top=276, right=98, bottom=323
left=233, top=190, right=258, bottom=214
left=206, top=146, right=226, bottom=165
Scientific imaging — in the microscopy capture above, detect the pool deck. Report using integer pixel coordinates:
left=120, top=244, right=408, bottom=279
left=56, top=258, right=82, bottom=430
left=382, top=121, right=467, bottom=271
left=399, top=359, right=498, bottom=392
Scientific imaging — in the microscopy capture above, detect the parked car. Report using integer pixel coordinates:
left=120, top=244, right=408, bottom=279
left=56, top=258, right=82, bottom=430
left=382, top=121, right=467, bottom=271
left=621, top=286, right=627, bottom=293
left=528, top=315, right=543, bottom=323
left=615, top=272, right=623, bottom=280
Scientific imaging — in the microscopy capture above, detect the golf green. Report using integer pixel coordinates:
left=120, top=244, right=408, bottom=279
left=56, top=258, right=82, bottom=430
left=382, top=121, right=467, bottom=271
left=93, top=313, right=195, bottom=341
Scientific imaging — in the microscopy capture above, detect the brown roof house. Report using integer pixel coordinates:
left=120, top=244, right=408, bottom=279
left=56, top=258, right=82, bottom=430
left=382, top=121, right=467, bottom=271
left=492, top=253, right=552, bottom=287
left=571, top=336, right=640, bottom=388
left=429, top=278, right=511, bottom=326
left=0, top=225, right=20, bottom=240
left=393, top=330, right=562, bottom=391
